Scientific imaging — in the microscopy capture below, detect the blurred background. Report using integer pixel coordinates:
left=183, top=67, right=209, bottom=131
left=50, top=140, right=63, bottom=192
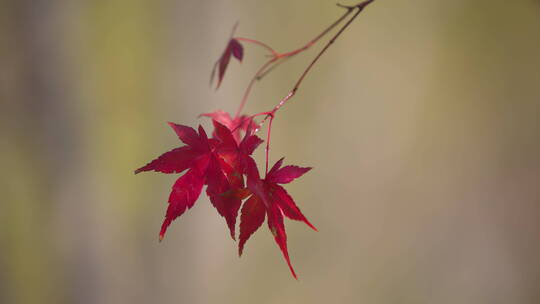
left=2, top=0, right=540, bottom=303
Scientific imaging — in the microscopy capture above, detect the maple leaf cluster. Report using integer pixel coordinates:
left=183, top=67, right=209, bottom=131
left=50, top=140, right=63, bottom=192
left=136, top=109, right=315, bottom=279
left=136, top=0, right=375, bottom=279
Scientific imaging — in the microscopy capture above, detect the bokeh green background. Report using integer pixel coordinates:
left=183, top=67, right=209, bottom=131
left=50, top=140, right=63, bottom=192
left=2, top=0, right=540, bottom=303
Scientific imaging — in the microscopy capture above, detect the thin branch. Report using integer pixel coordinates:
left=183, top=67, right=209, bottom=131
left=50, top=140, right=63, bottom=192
left=255, top=4, right=356, bottom=82
left=233, top=3, right=358, bottom=118
left=277, top=5, right=355, bottom=59
left=267, top=0, right=375, bottom=119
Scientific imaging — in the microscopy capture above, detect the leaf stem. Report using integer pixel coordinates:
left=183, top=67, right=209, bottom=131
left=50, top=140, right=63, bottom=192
left=234, top=37, right=278, bottom=56
left=264, top=113, right=275, bottom=175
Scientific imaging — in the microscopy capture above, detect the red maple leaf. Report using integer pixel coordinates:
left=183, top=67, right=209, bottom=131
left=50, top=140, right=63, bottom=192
left=205, top=120, right=262, bottom=239
left=210, top=38, right=244, bottom=89
left=240, top=157, right=316, bottom=279
left=135, top=120, right=261, bottom=241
